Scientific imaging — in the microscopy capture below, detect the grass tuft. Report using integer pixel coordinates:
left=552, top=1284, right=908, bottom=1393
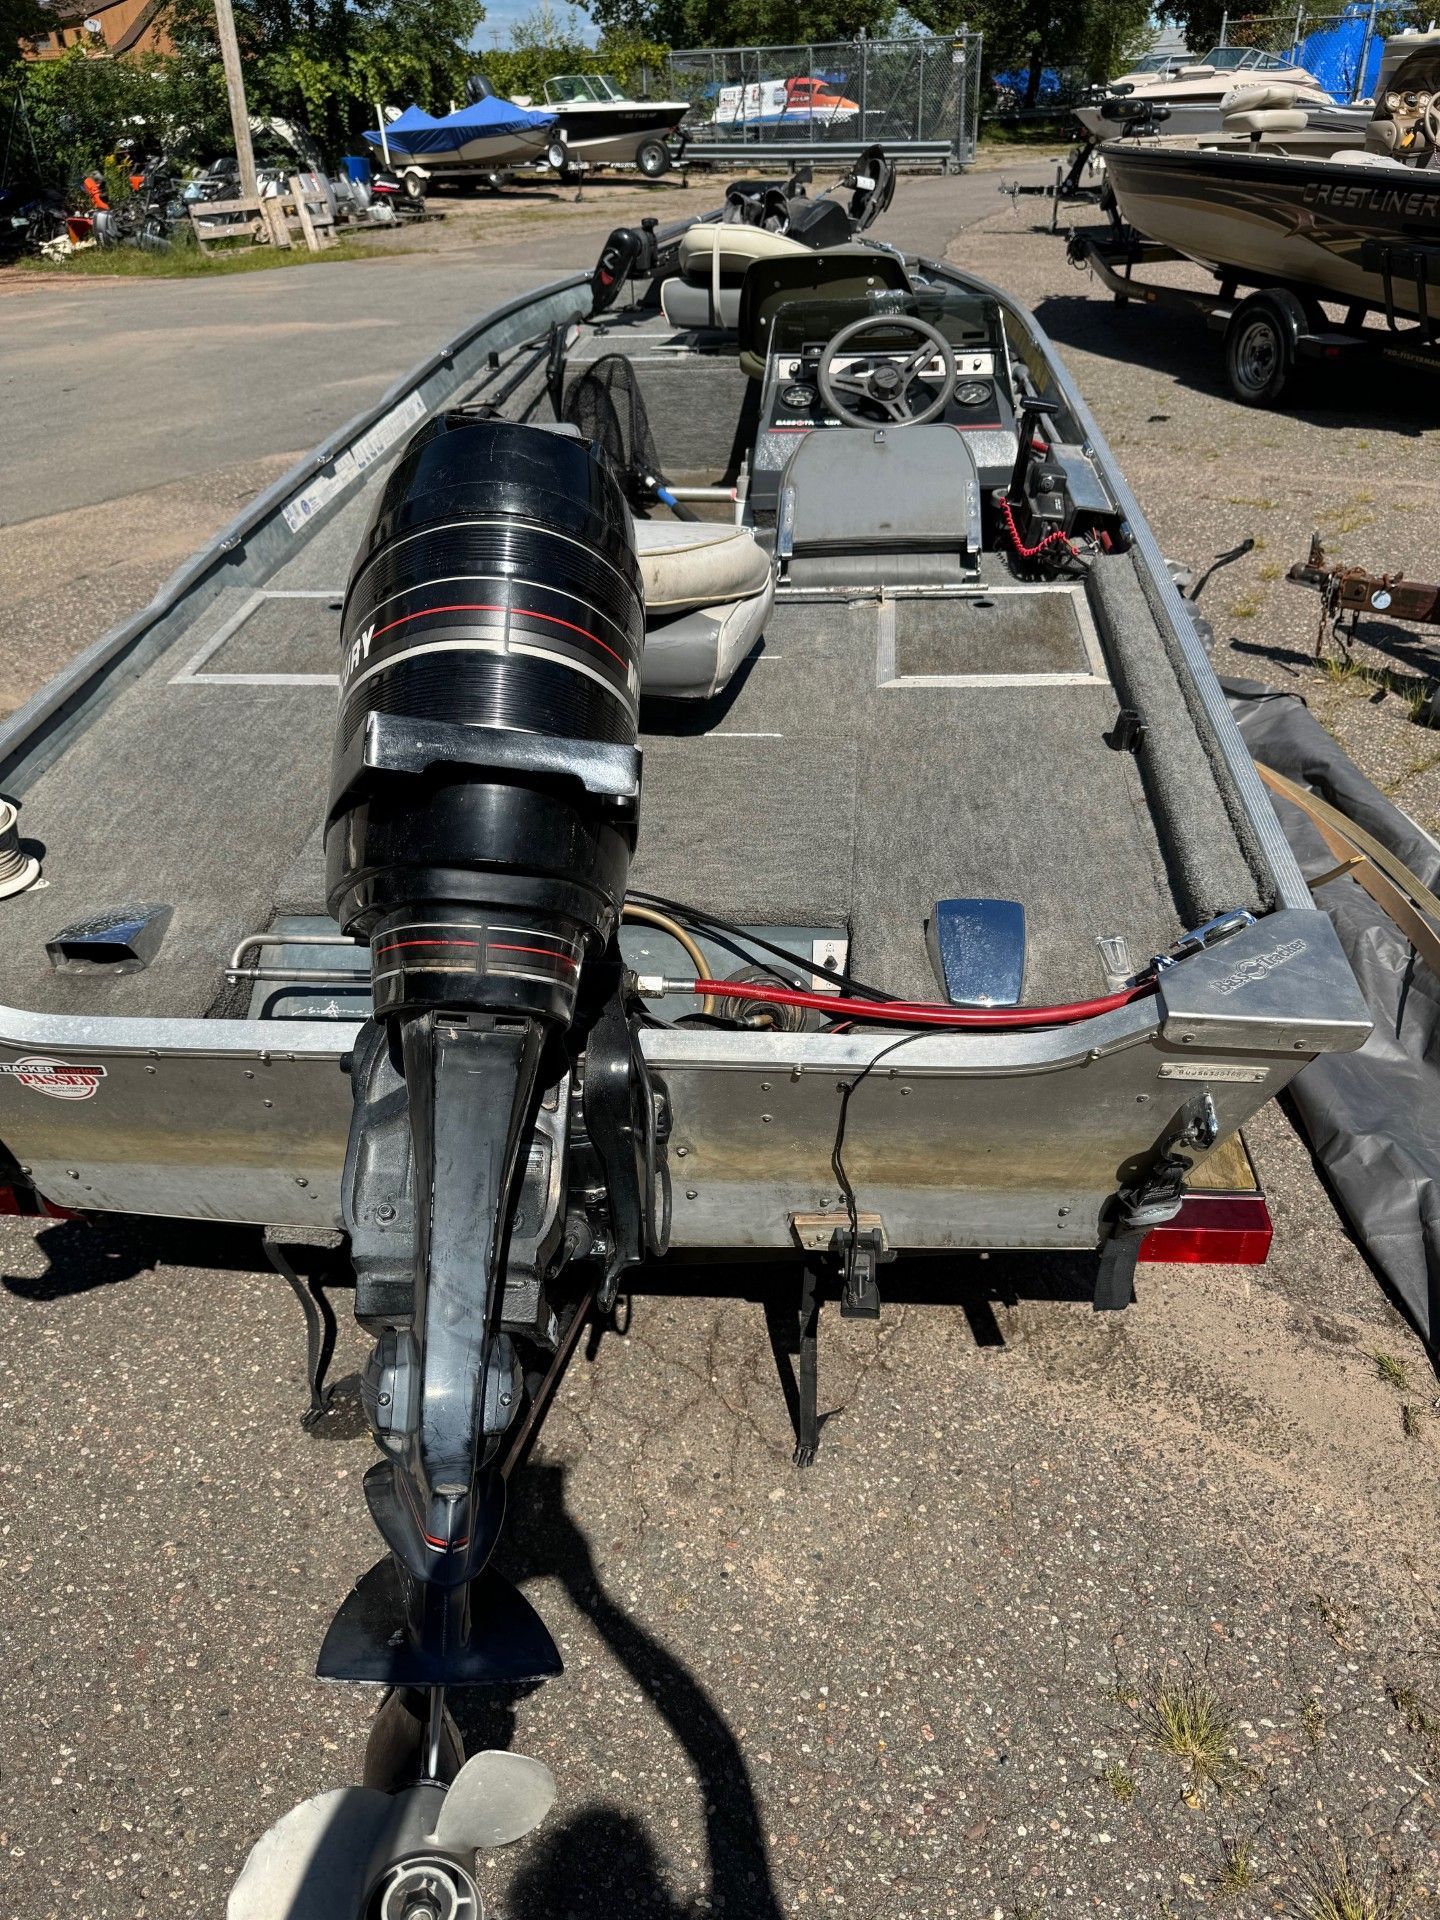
left=1103, top=1761, right=1135, bottom=1803
left=1285, top=1841, right=1415, bottom=1919
left=1219, top=1837, right=1258, bottom=1894
left=1388, top=1683, right=1440, bottom=1747
left=1401, top=1403, right=1422, bottom=1439
left=1373, top=1352, right=1410, bottom=1391
left=37, top=233, right=404, bottom=278
left=1301, top=1694, right=1326, bottom=1748
left=1146, top=1677, right=1243, bottom=1802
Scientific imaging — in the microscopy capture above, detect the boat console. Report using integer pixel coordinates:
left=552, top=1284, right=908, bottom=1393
left=747, top=289, right=1021, bottom=520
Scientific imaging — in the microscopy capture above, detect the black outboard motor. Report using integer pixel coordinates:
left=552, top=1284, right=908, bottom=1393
left=320, top=415, right=644, bottom=1693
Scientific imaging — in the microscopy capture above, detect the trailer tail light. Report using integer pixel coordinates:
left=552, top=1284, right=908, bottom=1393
left=1139, top=1192, right=1272, bottom=1266
left=0, top=1184, right=77, bottom=1221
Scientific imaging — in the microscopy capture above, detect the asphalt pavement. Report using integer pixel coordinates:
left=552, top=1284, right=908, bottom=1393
left=1, top=163, right=1438, bottom=1920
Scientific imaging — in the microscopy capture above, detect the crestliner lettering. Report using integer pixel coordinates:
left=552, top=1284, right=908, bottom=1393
left=1301, top=181, right=1440, bottom=220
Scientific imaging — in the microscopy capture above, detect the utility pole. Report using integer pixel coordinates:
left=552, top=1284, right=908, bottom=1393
left=213, top=0, right=258, bottom=201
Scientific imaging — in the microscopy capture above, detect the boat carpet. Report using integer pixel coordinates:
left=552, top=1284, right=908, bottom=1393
left=0, top=517, right=1249, bottom=1018
left=632, top=596, right=1186, bottom=1004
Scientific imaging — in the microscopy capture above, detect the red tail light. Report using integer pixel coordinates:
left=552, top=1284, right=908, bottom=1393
left=1139, top=1193, right=1272, bottom=1266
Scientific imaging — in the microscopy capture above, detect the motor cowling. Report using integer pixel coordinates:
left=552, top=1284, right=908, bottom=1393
left=325, top=414, right=644, bottom=1024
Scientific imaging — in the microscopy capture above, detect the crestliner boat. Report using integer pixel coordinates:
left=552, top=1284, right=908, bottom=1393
left=0, top=161, right=1372, bottom=1920
left=521, top=72, right=691, bottom=177
left=1076, top=42, right=1345, bottom=141
left=1076, top=35, right=1440, bottom=403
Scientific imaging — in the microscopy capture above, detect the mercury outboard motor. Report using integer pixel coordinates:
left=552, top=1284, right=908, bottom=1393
left=319, top=415, right=644, bottom=1698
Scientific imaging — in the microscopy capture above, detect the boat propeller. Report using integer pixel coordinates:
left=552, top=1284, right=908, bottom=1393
left=230, top=418, right=648, bottom=1916
left=228, top=1747, right=556, bottom=1920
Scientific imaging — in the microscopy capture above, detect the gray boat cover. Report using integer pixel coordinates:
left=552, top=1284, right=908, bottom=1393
left=1223, top=677, right=1440, bottom=1352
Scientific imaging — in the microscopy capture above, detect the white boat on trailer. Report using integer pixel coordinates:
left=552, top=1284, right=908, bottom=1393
left=0, top=163, right=1371, bottom=1919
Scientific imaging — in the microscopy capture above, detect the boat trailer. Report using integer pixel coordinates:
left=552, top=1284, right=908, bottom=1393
left=1066, top=221, right=1440, bottom=407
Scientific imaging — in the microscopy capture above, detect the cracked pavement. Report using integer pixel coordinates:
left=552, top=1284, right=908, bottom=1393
left=1, top=168, right=1439, bottom=1920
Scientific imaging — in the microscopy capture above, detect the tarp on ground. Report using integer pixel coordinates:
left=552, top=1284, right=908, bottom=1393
left=365, top=95, right=555, bottom=159
left=1223, top=676, right=1440, bottom=1352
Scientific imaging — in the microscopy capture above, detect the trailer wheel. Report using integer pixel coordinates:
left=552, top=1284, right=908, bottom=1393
left=1224, top=291, right=1304, bottom=407
left=546, top=138, right=568, bottom=173
left=636, top=137, right=670, bottom=178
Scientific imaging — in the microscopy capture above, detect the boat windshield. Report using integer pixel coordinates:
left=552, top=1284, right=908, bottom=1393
left=1197, top=46, right=1294, bottom=71
left=544, top=73, right=625, bottom=104
left=1131, top=51, right=1183, bottom=72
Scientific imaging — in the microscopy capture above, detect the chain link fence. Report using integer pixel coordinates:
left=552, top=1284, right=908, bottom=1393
left=1217, top=2, right=1428, bottom=101
left=667, top=34, right=982, bottom=168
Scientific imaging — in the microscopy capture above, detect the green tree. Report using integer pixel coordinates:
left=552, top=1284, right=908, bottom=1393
left=586, top=0, right=899, bottom=49
left=3, top=0, right=50, bottom=78
left=164, top=0, right=488, bottom=156
left=1161, top=0, right=1229, bottom=57
left=908, top=0, right=1152, bottom=99
left=8, top=46, right=231, bottom=188
left=480, top=4, right=669, bottom=101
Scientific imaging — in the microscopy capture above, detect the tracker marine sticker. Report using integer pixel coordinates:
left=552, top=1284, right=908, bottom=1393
left=0, top=1056, right=107, bottom=1100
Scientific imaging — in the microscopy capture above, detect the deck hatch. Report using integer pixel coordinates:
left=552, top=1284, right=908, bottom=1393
left=877, top=584, right=1107, bottom=688
left=171, top=590, right=343, bottom=687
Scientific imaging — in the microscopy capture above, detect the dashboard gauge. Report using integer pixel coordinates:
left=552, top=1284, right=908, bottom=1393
left=781, top=381, right=816, bottom=410
left=1386, top=90, right=1401, bottom=109
left=954, top=379, right=992, bottom=407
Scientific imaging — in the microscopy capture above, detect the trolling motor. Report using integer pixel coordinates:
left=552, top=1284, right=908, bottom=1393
left=231, top=417, right=652, bottom=1917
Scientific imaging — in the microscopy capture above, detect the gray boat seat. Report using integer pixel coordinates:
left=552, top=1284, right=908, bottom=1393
left=662, top=224, right=810, bottom=331
left=1313, top=146, right=1411, bottom=165
left=1219, top=82, right=1307, bottom=113
left=634, top=520, right=775, bottom=699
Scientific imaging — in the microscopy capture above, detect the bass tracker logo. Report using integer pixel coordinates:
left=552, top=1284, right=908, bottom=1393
left=0, top=1055, right=107, bottom=1100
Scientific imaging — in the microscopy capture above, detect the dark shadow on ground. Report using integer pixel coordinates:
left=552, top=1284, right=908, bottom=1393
left=1031, top=281, right=1428, bottom=436
left=455, top=1459, right=786, bottom=1920
left=0, top=1211, right=271, bottom=1300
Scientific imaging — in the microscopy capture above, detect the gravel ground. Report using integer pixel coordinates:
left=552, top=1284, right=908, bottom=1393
left=1, top=171, right=1438, bottom=1920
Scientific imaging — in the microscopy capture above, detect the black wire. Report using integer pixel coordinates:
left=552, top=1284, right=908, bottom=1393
left=626, top=889, right=894, bottom=1002
left=830, top=1030, right=931, bottom=1296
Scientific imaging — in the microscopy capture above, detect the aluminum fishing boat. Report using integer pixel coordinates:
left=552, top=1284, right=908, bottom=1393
left=1100, top=34, right=1440, bottom=326
left=0, top=163, right=1371, bottom=1920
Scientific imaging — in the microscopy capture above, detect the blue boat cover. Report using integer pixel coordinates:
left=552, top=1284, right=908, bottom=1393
left=365, top=95, right=555, bottom=157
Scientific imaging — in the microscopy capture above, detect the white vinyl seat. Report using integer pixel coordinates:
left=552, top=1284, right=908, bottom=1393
left=632, top=520, right=775, bottom=700
left=677, top=223, right=811, bottom=277
left=661, top=223, right=811, bottom=331
left=1312, top=147, right=1411, bottom=166
left=1221, top=106, right=1310, bottom=134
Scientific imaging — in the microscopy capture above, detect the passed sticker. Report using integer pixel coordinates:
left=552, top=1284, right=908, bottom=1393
left=0, top=1055, right=107, bottom=1100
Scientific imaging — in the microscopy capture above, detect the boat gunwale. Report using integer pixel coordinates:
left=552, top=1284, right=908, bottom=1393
left=0, top=230, right=1322, bottom=1078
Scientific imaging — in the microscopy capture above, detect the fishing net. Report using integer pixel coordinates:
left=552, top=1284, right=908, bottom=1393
left=562, top=354, right=662, bottom=504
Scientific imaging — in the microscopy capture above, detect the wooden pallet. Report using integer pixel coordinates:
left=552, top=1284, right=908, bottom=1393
left=189, top=176, right=336, bottom=256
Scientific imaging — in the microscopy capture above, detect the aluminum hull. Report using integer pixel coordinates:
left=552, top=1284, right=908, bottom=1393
left=1102, top=141, right=1440, bottom=318
left=0, top=230, right=1369, bottom=1247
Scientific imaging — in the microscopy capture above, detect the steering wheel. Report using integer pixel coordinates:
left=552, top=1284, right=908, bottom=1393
left=1423, top=96, right=1440, bottom=150
left=817, top=314, right=958, bottom=428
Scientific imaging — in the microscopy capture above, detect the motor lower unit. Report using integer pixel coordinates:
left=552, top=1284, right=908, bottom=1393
left=319, top=416, right=647, bottom=1697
